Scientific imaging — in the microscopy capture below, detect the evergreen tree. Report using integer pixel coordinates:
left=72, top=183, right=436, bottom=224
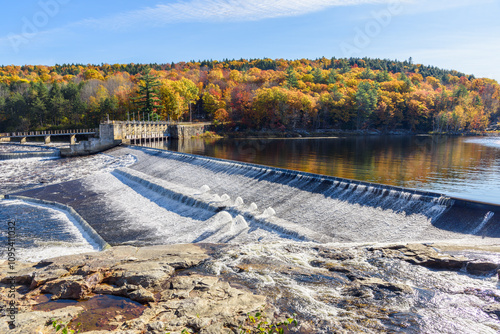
left=133, top=68, right=161, bottom=119
left=376, top=70, right=391, bottom=83
left=356, top=81, right=379, bottom=129
left=327, top=69, right=338, bottom=85
left=360, top=67, right=375, bottom=80
left=312, top=68, right=324, bottom=84
left=285, top=66, right=299, bottom=89
left=48, top=83, right=66, bottom=126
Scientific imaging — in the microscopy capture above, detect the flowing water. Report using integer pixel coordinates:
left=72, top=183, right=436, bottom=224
left=147, top=135, right=500, bottom=205
left=0, top=199, right=98, bottom=262
left=206, top=242, right=500, bottom=334
left=0, top=147, right=137, bottom=261
left=1, top=139, right=500, bottom=332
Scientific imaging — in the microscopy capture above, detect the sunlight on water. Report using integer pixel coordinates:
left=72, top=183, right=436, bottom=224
left=152, top=136, right=500, bottom=204
left=466, top=137, right=500, bottom=149
left=0, top=151, right=137, bottom=194
left=207, top=242, right=500, bottom=334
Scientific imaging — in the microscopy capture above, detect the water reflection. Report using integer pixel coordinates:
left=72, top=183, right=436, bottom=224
left=139, top=136, right=500, bottom=204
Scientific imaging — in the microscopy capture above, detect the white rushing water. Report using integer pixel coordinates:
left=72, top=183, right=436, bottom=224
left=0, top=149, right=136, bottom=194
left=110, top=147, right=496, bottom=245
left=0, top=200, right=99, bottom=262
left=206, top=242, right=500, bottom=334
left=81, top=168, right=319, bottom=245
left=1, top=144, right=500, bottom=332
left=0, top=145, right=137, bottom=261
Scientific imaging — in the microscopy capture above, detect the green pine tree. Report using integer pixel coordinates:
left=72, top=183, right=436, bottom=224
left=312, top=67, right=324, bottom=84
left=355, top=81, right=379, bottom=129
left=360, top=67, right=375, bottom=80
left=285, top=66, right=299, bottom=89
left=133, top=68, right=161, bottom=119
left=327, top=69, right=338, bottom=85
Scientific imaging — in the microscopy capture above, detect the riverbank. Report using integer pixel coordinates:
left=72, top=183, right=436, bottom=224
left=1, top=242, right=500, bottom=333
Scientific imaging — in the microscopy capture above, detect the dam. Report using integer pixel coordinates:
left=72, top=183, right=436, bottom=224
left=7, top=145, right=500, bottom=247
left=2, top=143, right=500, bottom=334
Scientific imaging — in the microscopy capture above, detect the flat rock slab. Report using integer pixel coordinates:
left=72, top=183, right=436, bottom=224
left=0, top=244, right=270, bottom=334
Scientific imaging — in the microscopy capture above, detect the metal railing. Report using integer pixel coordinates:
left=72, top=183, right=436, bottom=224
left=1, top=128, right=98, bottom=138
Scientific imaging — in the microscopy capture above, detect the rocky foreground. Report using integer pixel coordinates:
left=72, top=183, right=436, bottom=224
left=1, top=243, right=500, bottom=333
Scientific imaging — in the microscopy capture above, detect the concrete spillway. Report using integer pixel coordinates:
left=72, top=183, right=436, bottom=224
left=4, top=145, right=500, bottom=334
left=11, top=146, right=500, bottom=246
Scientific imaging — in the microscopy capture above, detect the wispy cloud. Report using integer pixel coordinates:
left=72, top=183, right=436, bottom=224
left=401, top=0, right=495, bottom=16
left=82, top=0, right=401, bottom=30
left=1, top=0, right=400, bottom=54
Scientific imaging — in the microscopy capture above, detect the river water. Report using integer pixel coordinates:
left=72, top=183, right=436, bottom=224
left=1, top=140, right=500, bottom=333
left=0, top=148, right=137, bottom=261
left=150, top=135, right=500, bottom=205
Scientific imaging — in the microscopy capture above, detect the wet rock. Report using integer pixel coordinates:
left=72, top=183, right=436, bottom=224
left=316, top=247, right=356, bottom=261
left=483, top=304, right=500, bottom=318
left=93, top=283, right=122, bottom=295
left=381, top=244, right=468, bottom=271
left=41, top=275, right=95, bottom=300
left=355, top=277, right=412, bottom=294
left=30, top=268, right=70, bottom=289
left=466, top=262, right=500, bottom=276
left=310, top=260, right=352, bottom=274
left=345, top=286, right=375, bottom=299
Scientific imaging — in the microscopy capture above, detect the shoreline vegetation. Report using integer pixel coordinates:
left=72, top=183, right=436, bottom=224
left=1, top=57, right=499, bottom=137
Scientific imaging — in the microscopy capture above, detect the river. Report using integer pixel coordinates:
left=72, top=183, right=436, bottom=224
left=1, top=140, right=500, bottom=332
left=143, top=135, right=500, bottom=205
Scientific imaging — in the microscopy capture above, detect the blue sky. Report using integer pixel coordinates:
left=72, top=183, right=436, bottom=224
left=0, top=0, right=499, bottom=81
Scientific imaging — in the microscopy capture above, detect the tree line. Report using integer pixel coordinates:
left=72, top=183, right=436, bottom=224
left=0, top=57, right=499, bottom=133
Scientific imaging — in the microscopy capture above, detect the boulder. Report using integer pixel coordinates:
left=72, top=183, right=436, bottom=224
left=483, top=304, right=500, bottom=318
left=466, top=262, right=500, bottom=276
left=380, top=244, right=468, bottom=271
left=355, top=277, right=413, bottom=294
left=30, top=268, right=70, bottom=289
left=41, top=275, right=95, bottom=300
left=128, top=286, right=156, bottom=304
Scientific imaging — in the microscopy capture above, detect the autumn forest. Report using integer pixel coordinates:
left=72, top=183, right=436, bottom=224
left=0, top=57, right=499, bottom=134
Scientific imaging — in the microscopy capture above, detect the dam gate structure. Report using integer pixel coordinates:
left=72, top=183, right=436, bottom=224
left=0, top=121, right=212, bottom=157
left=99, top=121, right=212, bottom=144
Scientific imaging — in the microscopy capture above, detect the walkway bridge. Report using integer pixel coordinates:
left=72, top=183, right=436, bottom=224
left=0, top=129, right=98, bottom=144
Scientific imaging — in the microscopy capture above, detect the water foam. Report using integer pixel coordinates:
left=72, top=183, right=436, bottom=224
left=471, top=211, right=495, bottom=235
left=0, top=199, right=99, bottom=262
